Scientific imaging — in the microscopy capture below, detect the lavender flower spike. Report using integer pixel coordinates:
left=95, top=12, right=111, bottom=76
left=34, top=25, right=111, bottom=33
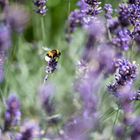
left=34, top=0, right=48, bottom=15
left=4, top=94, right=21, bottom=131
left=104, top=4, right=113, bottom=19
left=39, top=84, right=55, bottom=115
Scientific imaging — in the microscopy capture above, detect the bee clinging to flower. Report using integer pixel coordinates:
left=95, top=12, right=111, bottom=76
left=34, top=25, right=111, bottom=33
left=43, top=49, right=61, bottom=82
left=45, top=49, right=61, bottom=62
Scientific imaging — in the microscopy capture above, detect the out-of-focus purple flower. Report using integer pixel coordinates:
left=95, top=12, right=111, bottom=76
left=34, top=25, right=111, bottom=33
left=67, top=0, right=102, bottom=42
left=0, top=51, right=5, bottom=83
left=66, top=9, right=85, bottom=42
left=34, top=0, right=47, bottom=16
left=4, top=94, right=21, bottom=131
left=131, top=118, right=140, bottom=140
left=83, top=44, right=116, bottom=77
left=4, top=4, right=29, bottom=32
left=77, top=0, right=88, bottom=10
left=112, top=28, right=132, bottom=51
left=104, top=4, right=113, bottom=19
left=82, top=19, right=105, bottom=61
left=39, top=84, right=55, bottom=115
left=63, top=116, right=95, bottom=140
left=114, top=125, right=125, bottom=139
left=0, top=0, right=8, bottom=9
left=107, top=18, right=119, bottom=33
left=0, top=23, right=11, bottom=83
left=68, top=10, right=85, bottom=34
left=118, top=4, right=130, bottom=27
left=0, top=23, right=11, bottom=51
left=16, top=121, right=39, bottom=140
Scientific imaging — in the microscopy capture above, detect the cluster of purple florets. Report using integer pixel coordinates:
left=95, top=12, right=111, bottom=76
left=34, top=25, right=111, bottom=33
left=108, top=59, right=137, bottom=93
left=34, top=0, right=47, bottom=15
left=66, top=0, right=140, bottom=139
left=1, top=0, right=140, bottom=139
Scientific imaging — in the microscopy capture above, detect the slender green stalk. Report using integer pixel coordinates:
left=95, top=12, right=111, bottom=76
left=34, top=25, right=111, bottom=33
left=41, top=17, right=46, bottom=44
left=68, top=0, right=71, bottom=16
left=110, top=108, right=120, bottom=140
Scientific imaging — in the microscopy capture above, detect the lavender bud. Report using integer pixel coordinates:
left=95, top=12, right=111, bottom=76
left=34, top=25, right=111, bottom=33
left=104, top=4, right=113, bottom=19
left=108, top=59, right=137, bottom=98
left=128, top=3, right=140, bottom=25
left=34, top=0, right=48, bottom=16
left=112, top=28, right=132, bottom=51
left=17, top=121, right=39, bottom=140
left=118, top=4, right=130, bottom=27
left=107, top=18, right=119, bottom=33
left=84, top=0, right=100, bottom=7
left=68, top=10, right=84, bottom=34
left=0, top=23, right=11, bottom=51
left=4, top=94, right=21, bottom=131
left=45, top=59, right=58, bottom=74
left=39, top=84, right=55, bottom=115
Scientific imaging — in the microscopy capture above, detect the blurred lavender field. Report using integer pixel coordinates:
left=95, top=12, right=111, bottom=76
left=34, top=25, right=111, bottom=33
left=0, top=0, right=140, bottom=139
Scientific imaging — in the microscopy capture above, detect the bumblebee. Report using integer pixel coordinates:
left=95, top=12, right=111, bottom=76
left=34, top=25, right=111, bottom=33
left=45, top=49, right=61, bottom=62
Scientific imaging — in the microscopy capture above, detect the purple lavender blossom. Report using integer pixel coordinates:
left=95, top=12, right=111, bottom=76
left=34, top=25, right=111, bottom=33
left=0, top=23, right=11, bottom=51
left=108, top=59, right=137, bottom=97
left=4, top=95, right=21, bottom=131
left=0, top=0, right=8, bottom=9
left=16, top=121, right=39, bottom=140
left=45, top=59, right=58, bottom=74
left=34, top=0, right=47, bottom=15
left=118, top=4, right=130, bottom=27
left=115, top=59, right=137, bottom=85
left=128, top=0, right=139, bottom=4
left=128, top=3, right=140, bottom=25
left=84, top=0, right=100, bottom=6
left=82, top=19, right=105, bottom=61
left=112, top=28, right=132, bottom=51
left=107, top=18, right=119, bottom=33
left=0, top=51, right=5, bottom=83
left=84, top=19, right=105, bottom=41
left=85, top=1, right=102, bottom=16
left=131, top=118, right=140, bottom=140
left=77, top=0, right=88, bottom=10
left=4, top=4, right=29, bottom=33
left=114, top=125, right=125, bottom=139
left=63, top=116, right=94, bottom=140
left=39, top=84, right=55, bottom=115
left=104, top=4, right=113, bottom=19
left=68, top=10, right=84, bottom=34
left=67, top=0, right=102, bottom=41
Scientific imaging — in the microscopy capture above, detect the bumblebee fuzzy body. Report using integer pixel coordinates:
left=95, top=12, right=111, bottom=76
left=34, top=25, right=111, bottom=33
left=45, top=49, right=61, bottom=62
